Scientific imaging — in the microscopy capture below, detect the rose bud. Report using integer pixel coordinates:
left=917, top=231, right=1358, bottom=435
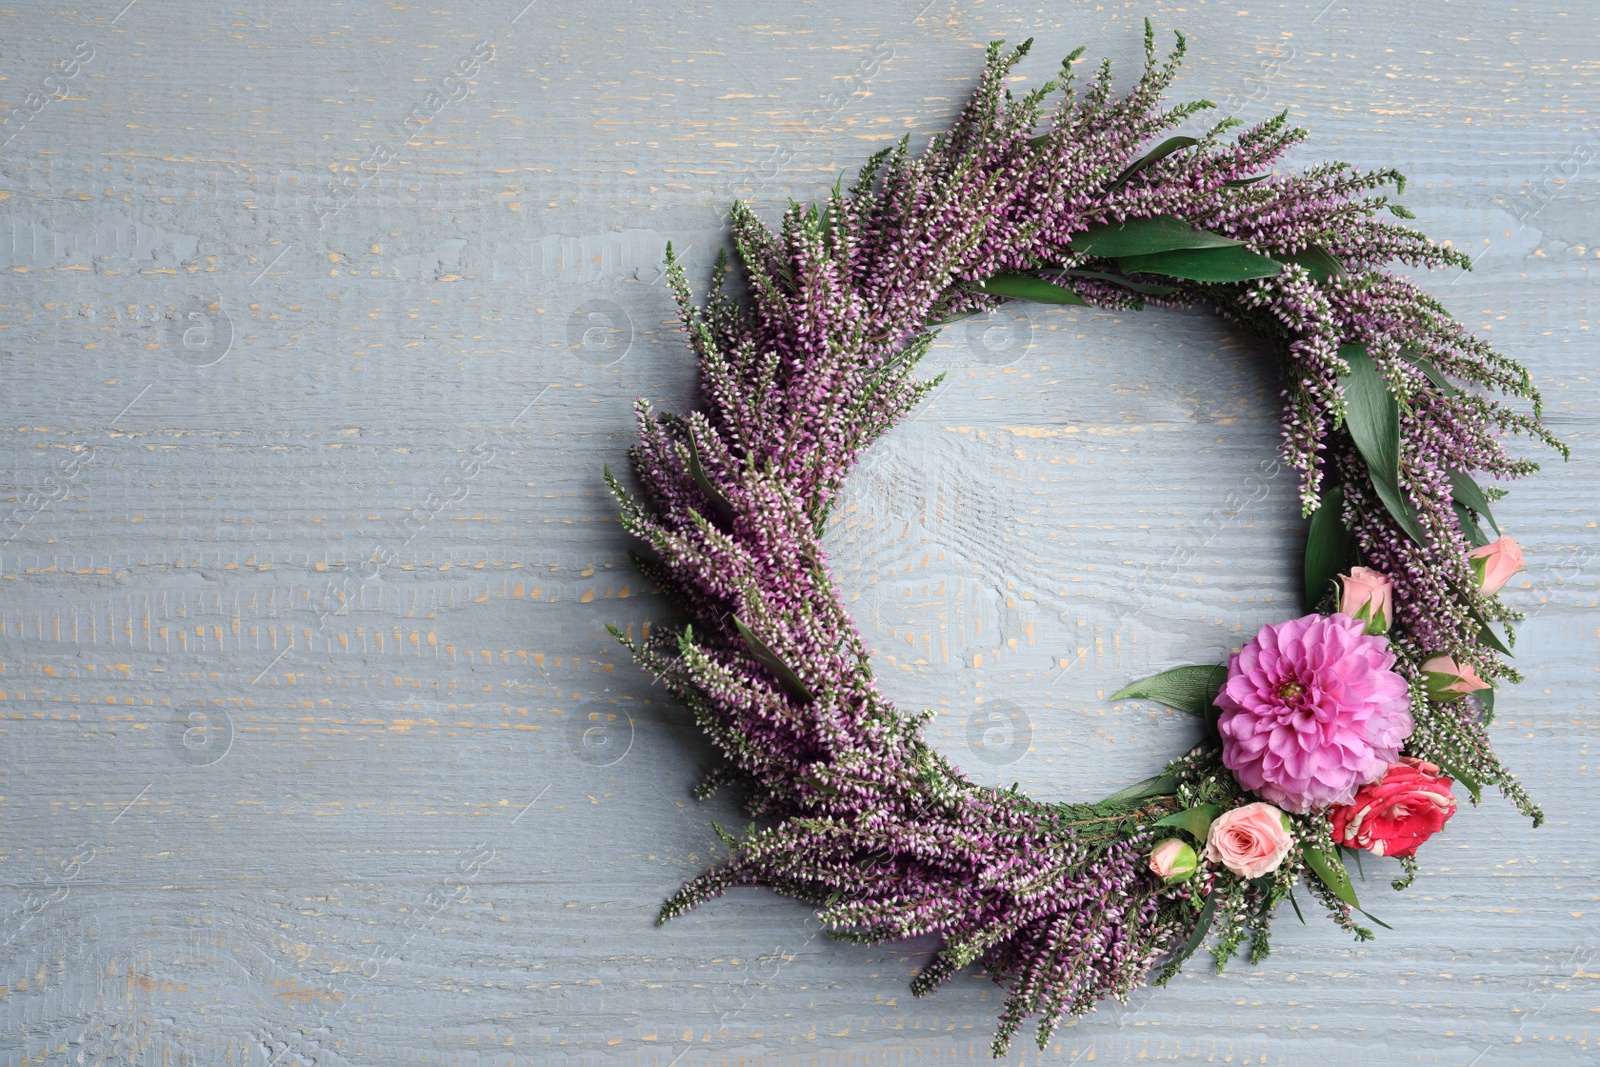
left=1148, top=838, right=1198, bottom=884
left=1203, top=801, right=1294, bottom=880
left=1338, top=566, right=1394, bottom=635
left=1469, top=536, right=1523, bottom=596
left=1421, top=654, right=1492, bottom=701
left=1330, top=756, right=1457, bottom=858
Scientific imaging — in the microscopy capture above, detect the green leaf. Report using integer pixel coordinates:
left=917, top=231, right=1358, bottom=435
left=1453, top=501, right=1491, bottom=549
left=1304, top=483, right=1351, bottom=608
left=1288, top=888, right=1307, bottom=925
left=1114, top=663, right=1228, bottom=742
left=1114, top=135, right=1199, bottom=186
left=1059, top=268, right=1178, bottom=296
left=1358, top=906, right=1395, bottom=931
left=1342, top=344, right=1430, bottom=546
left=732, top=616, right=814, bottom=703
left=685, top=433, right=738, bottom=530
left=1153, top=803, right=1225, bottom=843
left=1279, top=244, right=1343, bottom=282
left=1475, top=686, right=1496, bottom=723
left=1397, top=347, right=1458, bottom=396
left=1448, top=470, right=1501, bottom=535
left=1476, top=619, right=1514, bottom=657
left=1432, top=756, right=1483, bottom=803
left=1071, top=215, right=1241, bottom=258
left=1113, top=665, right=1228, bottom=717
left=1100, top=771, right=1177, bottom=806
left=1303, top=842, right=1359, bottom=908
left=1165, top=896, right=1218, bottom=975
left=976, top=274, right=1088, bottom=306
left=1224, top=173, right=1271, bottom=187
left=1388, top=203, right=1416, bottom=219
left=1117, top=246, right=1285, bottom=282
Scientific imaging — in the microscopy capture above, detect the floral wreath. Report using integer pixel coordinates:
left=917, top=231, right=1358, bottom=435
left=605, top=26, right=1565, bottom=1056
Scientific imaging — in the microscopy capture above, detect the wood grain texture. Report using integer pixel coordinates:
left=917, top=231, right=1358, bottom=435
left=0, top=1, right=1595, bottom=1063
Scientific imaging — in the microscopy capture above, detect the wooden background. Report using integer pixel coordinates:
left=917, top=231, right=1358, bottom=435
left=0, top=1, right=1595, bottom=1063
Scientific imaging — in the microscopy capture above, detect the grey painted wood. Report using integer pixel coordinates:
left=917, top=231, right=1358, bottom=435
left=0, top=1, right=1595, bottom=1064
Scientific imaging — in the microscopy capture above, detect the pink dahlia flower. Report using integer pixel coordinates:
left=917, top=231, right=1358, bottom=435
left=1216, top=613, right=1413, bottom=813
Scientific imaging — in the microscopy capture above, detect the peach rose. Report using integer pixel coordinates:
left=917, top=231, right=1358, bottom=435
left=1338, top=566, right=1394, bottom=635
left=1204, top=801, right=1294, bottom=879
left=1422, top=654, right=1491, bottom=701
left=1470, top=536, right=1523, bottom=596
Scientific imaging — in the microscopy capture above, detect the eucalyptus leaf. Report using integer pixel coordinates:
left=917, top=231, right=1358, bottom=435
left=1117, top=246, right=1284, bottom=282
left=1342, top=344, right=1430, bottom=546
left=1100, top=771, right=1177, bottom=806
left=1114, top=135, right=1199, bottom=186
left=733, top=616, right=814, bottom=703
left=1152, top=803, right=1224, bottom=843
left=1448, top=470, right=1501, bottom=535
left=977, top=274, right=1088, bottom=306
left=1279, top=244, right=1343, bottom=282
left=1304, top=483, right=1351, bottom=608
left=1072, top=215, right=1241, bottom=258
left=1303, top=842, right=1360, bottom=908
left=686, top=433, right=739, bottom=530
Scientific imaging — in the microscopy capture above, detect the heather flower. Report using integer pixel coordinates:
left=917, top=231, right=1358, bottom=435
left=1216, top=613, right=1413, bottom=812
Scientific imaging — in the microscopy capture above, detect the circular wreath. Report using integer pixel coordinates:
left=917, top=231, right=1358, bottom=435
left=604, top=27, right=1565, bottom=1056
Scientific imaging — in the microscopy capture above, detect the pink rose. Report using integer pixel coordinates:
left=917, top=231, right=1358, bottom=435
left=1339, top=566, right=1394, bottom=635
left=1204, top=801, right=1294, bottom=879
left=1421, top=654, right=1491, bottom=701
left=1330, top=757, right=1457, bottom=858
left=1470, top=536, right=1523, bottom=595
left=1148, top=838, right=1198, bottom=884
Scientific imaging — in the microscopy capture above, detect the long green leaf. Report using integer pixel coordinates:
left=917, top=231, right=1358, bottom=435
left=1224, top=173, right=1271, bottom=187
left=1304, top=483, right=1351, bottom=608
left=1396, top=347, right=1459, bottom=396
left=1100, top=771, right=1177, bottom=806
left=1114, top=135, right=1199, bottom=186
left=1072, top=215, right=1241, bottom=258
left=1279, top=244, right=1343, bottom=282
left=1453, top=501, right=1491, bottom=548
left=1165, top=896, right=1217, bottom=976
left=1448, top=470, right=1501, bottom=535
left=1153, top=803, right=1224, bottom=843
left=976, top=274, right=1088, bottom=306
left=1303, top=842, right=1359, bottom=907
left=686, top=434, right=738, bottom=530
left=1432, top=756, right=1483, bottom=803
left=1117, top=246, right=1284, bottom=282
left=1342, top=344, right=1430, bottom=545
left=732, top=616, right=813, bottom=703
left=1059, top=268, right=1178, bottom=295
left=1113, top=664, right=1228, bottom=716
